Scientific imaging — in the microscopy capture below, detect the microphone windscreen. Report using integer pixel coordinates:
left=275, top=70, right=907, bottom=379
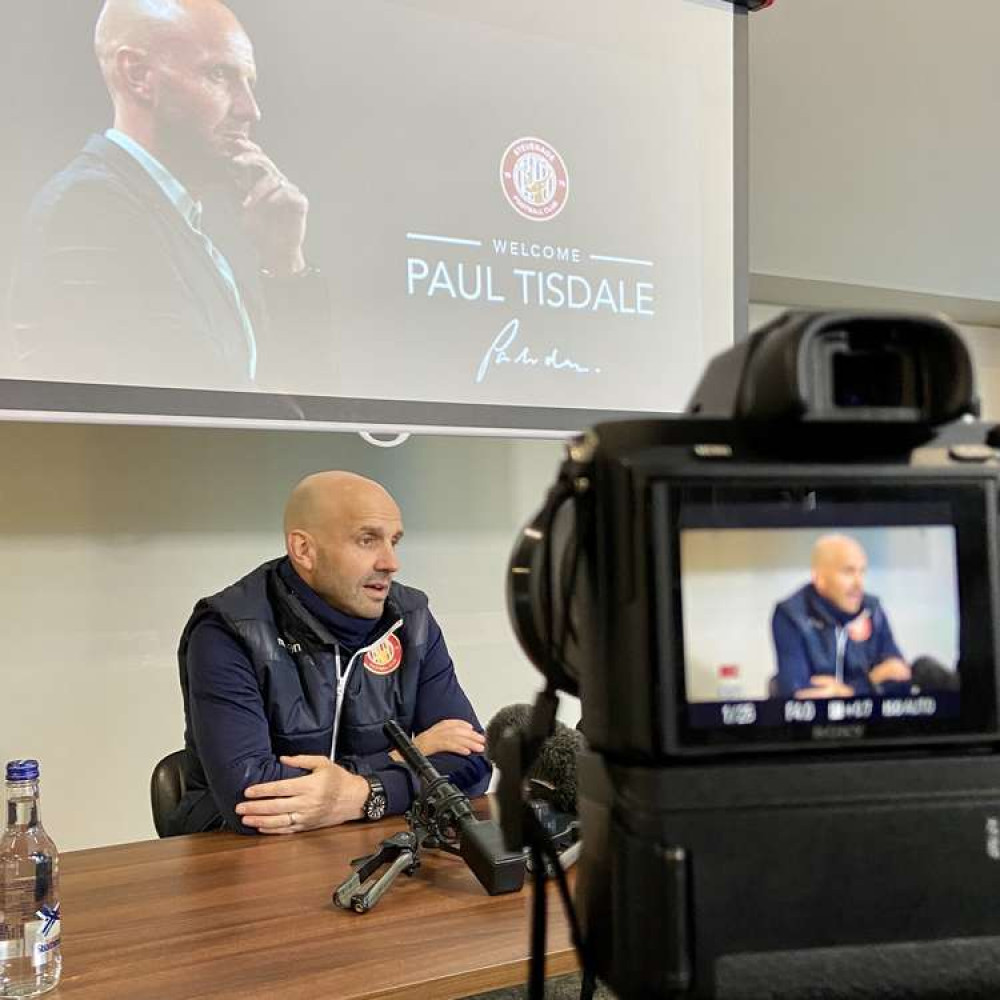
left=485, top=703, right=534, bottom=762
left=528, top=725, right=584, bottom=814
left=910, top=656, right=961, bottom=693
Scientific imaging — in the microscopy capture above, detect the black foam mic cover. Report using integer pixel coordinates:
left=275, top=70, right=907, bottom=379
left=485, top=703, right=584, bottom=814
left=910, top=656, right=961, bottom=693
left=484, top=703, right=534, bottom=762
left=528, top=725, right=584, bottom=814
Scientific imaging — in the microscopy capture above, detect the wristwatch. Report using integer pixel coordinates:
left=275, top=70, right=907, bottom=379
left=362, top=775, right=388, bottom=821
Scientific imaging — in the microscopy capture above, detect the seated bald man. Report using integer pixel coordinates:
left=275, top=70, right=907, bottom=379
left=771, top=534, right=912, bottom=700
left=168, top=471, right=490, bottom=835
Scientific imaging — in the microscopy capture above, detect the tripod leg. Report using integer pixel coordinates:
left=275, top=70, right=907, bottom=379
left=352, top=850, right=416, bottom=913
left=529, top=844, right=547, bottom=1000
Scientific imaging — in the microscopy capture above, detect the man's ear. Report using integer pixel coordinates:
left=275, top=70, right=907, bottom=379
left=115, top=47, right=154, bottom=104
left=286, top=530, right=315, bottom=573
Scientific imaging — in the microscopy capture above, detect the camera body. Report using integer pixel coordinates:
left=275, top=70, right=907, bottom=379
left=508, top=312, right=1000, bottom=997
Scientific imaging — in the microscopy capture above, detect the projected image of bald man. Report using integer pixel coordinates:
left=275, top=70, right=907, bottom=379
left=771, top=534, right=912, bottom=699
left=7, top=0, right=321, bottom=388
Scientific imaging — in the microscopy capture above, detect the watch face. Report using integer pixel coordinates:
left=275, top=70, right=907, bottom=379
left=365, top=778, right=387, bottom=821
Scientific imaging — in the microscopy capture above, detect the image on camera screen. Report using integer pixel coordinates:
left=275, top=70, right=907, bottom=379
left=679, top=524, right=961, bottom=730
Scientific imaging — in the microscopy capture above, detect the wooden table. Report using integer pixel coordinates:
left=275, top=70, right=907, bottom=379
left=52, top=813, right=577, bottom=999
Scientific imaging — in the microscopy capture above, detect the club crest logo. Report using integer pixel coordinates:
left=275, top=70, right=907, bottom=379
left=847, top=611, right=872, bottom=643
left=500, top=137, right=569, bottom=221
left=363, top=633, right=403, bottom=676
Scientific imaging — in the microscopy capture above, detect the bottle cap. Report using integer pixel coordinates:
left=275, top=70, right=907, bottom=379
left=5, top=759, right=40, bottom=781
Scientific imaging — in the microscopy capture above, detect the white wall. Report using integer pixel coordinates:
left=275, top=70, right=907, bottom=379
left=749, top=0, right=1000, bottom=305
left=0, top=424, right=564, bottom=850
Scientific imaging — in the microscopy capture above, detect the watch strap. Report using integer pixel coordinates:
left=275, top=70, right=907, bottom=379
left=363, top=774, right=387, bottom=821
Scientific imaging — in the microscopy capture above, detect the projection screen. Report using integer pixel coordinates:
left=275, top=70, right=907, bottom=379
left=0, top=0, right=745, bottom=435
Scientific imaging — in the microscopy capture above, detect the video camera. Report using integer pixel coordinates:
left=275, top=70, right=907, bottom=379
left=506, top=311, right=1000, bottom=998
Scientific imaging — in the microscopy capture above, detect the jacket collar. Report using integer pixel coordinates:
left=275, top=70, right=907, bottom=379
left=276, top=558, right=395, bottom=651
left=104, top=129, right=200, bottom=228
left=805, top=583, right=862, bottom=627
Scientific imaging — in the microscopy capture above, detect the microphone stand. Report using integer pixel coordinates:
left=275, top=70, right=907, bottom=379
left=333, top=721, right=525, bottom=913
left=496, top=688, right=595, bottom=1000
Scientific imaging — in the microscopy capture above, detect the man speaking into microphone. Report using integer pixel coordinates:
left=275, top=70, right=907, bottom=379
left=8, top=0, right=328, bottom=389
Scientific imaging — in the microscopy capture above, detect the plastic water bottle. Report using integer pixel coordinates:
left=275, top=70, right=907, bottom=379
left=0, top=761, right=61, bottom=997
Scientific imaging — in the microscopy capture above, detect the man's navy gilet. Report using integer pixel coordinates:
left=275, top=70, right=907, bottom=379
left=172, top=559, right=430, bottom=831
left=773, top=584, right=894, bottom=695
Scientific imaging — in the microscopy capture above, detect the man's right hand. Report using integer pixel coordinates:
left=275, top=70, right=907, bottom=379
left=237, top=756, right=369, bottom=833
left=389, top=719, right=486, bottom=762
left=228, top=138, right=309, bottom=277
left=794, top=675, right=855, bottom=699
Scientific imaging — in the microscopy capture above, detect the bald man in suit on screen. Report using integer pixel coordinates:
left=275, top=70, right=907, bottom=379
left=8, top=0, right=325, bottom=389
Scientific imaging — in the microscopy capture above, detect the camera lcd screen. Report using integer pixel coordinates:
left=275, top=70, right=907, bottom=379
left=664, top=480, right=998, bottom=749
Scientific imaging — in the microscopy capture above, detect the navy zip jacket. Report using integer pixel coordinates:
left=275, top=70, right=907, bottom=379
left=168, top=558, right=491, bottom=834
left=772, top=584, right=903, bottom=697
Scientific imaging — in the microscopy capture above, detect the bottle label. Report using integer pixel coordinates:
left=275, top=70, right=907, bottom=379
left=33, top=928, right=61, bottom=968
left=24, top=904, right=61, bottom=968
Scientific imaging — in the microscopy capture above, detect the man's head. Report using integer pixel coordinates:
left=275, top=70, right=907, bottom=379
left=284, top=472, right=404, bottom=619
left=811, top=534, right=867, bottom=616
left=95, top=0, right=260, bottom=183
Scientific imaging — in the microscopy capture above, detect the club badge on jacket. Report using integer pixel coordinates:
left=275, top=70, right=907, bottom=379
left=364, top=633, right=403, bottom=676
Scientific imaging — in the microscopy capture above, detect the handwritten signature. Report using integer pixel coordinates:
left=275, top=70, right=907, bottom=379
left=475, top=319, right=600, bottom=384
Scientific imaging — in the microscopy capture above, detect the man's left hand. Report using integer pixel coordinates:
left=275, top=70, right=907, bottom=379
left=229, top=139, right=309, bottom=276
left=236, top=755, right=368, bottom=834
left=388, top=718, right=486, bottom=763
left=869, top=657, right=912, bottom=686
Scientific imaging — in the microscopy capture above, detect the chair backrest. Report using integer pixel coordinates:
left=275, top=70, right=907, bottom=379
left=150, top=749, right=188, bottom=838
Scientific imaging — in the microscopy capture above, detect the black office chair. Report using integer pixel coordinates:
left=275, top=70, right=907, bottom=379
left=150, top=749, right=188, bottom=838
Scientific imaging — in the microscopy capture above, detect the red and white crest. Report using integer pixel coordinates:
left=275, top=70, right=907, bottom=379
left=847, top=611, right=872, bottom=643
left=363, top=633, right=403, bottom=676
left=500, top=137, right=570, bottom=222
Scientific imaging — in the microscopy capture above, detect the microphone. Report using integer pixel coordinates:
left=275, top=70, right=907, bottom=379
left=910, top=656, right=961, bottom=693
left=524, top=724, right=583, bottom=815
left=382, top=721, right=525, bottom=895
left=384, top=719, right=443, bottom=790
left=486, top=704, right=584, bottom=815
left=485, top=703, right=534, bottom=759
left=486, top=703, right=583, bottom=873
